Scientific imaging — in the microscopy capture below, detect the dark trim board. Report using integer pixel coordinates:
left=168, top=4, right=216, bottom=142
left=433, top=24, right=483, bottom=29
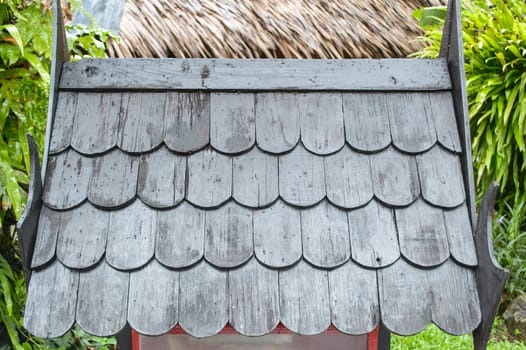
left=59, top=58, right=452, bottom=91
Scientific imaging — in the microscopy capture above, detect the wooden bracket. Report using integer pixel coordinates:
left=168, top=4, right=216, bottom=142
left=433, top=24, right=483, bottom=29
left=472, top=183, right=509, bottom=350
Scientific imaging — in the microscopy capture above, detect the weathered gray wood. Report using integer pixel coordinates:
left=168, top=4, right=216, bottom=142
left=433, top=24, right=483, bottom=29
left=324, top=146, right=373, bottom=208
left=253, top=200, right=302, bottom=268
left=186, top=149, right=232, bottom=208
left=128, top=260, right=179, bottom=335
left=416, top=146, right=465, bottom=208
left=49, top=92, right=77, bottom=154
left=88, top=149, right=139, bottom=207
left=77, top=261, right=129, bottom=336
left=429, top=92, right=462, bottom=152
left=395, top=199, right=449, bottom=267
left=204, top=202, right=253, bottom=268
left=473, top=183, right=509, bottom=350
left=343, top=92, right=391, bottom=152
left=210, top=93, right=255, bottom=154
left=229, top=258, right=279, bottom=336
left=56, top=202, right=109, bottom=269
left=43, top=150, right=93, bottom=209
left=71, top=92, right=122, bottom=154
left=31, top=206, right=60, bottom=268
left=137, top=147, right=186, bottom=208
left=60, top=58, right=452, bottom=91
left=25, top=261, right=78, bottom=338
left=179, top=261, right=228, bottom=337
left=301, top=201, right=350, bottom=268
left=429, top=259, right=481, bottom=335
left=443, top=204, right=478, bottom=267
left=233, top=148, right=278, bottom=207
left=106, top=200, right=157, bottom=270
left=370, top=147, right=420, bottom=207
left=156, top=202, right=205, bottom=268
left=118, top=93, right=166, bottom=153
left=299, top=93, right=345, bottom=155
left=328, top=260, right=379, bottom=334
left=387, top=93, right=437, bottom=153
left=279, top=260, right=331, bottom=335
left=255, top=92, right=300, bottom=153
left=348, top=200, right=400, bottom=268
left=378, top=259, right=431, bottom=335
left=164, top=92, right=210, bottom=153
left=279, top=145, right=325, bottom=206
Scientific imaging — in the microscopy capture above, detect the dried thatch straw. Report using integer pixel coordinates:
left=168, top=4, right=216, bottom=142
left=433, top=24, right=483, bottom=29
left=108, top=0, right=446, bottom=59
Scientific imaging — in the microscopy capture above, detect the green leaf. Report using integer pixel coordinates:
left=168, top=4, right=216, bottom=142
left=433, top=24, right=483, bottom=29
left=1, top=24, right=23, bottom=55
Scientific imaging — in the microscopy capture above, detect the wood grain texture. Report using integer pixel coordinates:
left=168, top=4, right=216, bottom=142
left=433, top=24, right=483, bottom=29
left=25, top=261, right=78, bottom=338
left=118, top=93, right=166, bottom=153
left=253, top=200, right=302, bottom=268
left=255, top=92, right=300, bottom=153
left=43, top=150, right=93, bottom=209
left=299, top=93, right=345, bottom=155
left=31, top=206, right=60, bottom=268
left=233, top=148, right=279, bottom=207
left=71, top=92, right=122, bottom=154
left=49, top=92, right=77, bottom=154
left=329, top=260, right=379, bottom=334
left=324, top=146, right=373, bottom=208
left=443, top=204, right=478, bottom=266
left=186, top=149, right=232, bottom=208
left=343, top=92, right=391, bottom=152
left=429, top=91, right=462, bottom=152
left=378, top=259, right=431, bottom=335
left=137, top=146, right=186, bottom=208
left=279, top=144, right=325, bottom=206
left=56, top=202, right=108, bottom=269
left=229, top=258, right=279, bottom=336
left=60, top=58, right=452, bottom=91
left=88, top=149, right=139, bottom=207
left=210, top=92, right=255, bottom=154
left=387, top=93, right=437, bottom=153
left=128, top=260, right=179, bottom=335
left=396, top=199, right=449, bottom=267
left=156, top=202, right=205, bottom=268
left=164, top=92, right=210, bottom=153
left=77, top=261, right=129, bottom=336
left=348, top=200, right=400, bottom=268
left=417, top=145, right=465, bottom=208
left=301, top=201, right=350, bottom=268
left=204, top=202, right=253, bottom=268
left=370, top=147, right=420, bottom=207
left=279, top=260, right=331, bottom=335
left=179, top=261, right=228, bottom=338
left=106, top=200, right=157, bottom=270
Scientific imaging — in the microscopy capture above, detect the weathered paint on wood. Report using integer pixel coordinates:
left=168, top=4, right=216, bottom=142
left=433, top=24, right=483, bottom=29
left=137, top=146, right=186, bottom=208
left=233, top=148, right=279, bottom=207
left=255, top=92, right=300, bottom=153
left=210, top=93, right=255, bottom=154
left=253, top=200, right=302, bottom=268
left=298, top=93, right=345, bottom=155
left=429, top=92, right=462, bottom=152
left=106, top=201, right=156, bottom=270
left=179, top=261, right=228, bottom=337
left=156, top=202, right=205, bottom=268
left=128, top=260, right=179, bottom=335
left=49, top=92, right=77, bottom=154
left=343, top=92, right=391, bottom=152
left=229, top=258, right=280, bottom=336
left=443, top=204, right=478, bottom=267
left=31, top=206, right=60, bottom=268
left=329, top=260, right=379, bottom=334
left=24, top=261, right=78, bottom=338
left=60, top=58, right=452, bottom=91
left=204, top=202, right=253, bottom=268
left=396, top=199, right=449, bottom=267
left=348, top=200, right=400, bottom=268
left=301, top=202, right=350, bottom=268
left=56, top=202, right=108, bottom=269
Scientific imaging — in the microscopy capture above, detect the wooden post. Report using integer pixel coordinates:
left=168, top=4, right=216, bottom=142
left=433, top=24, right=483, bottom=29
left=377, top=325, right=391, bottom=350
left=116, top=324, right=133, bottom=350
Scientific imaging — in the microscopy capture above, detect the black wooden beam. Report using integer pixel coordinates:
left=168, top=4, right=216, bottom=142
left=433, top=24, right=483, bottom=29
left=378, top=324, right=391, bottom=350
left=116, top=324, right=132, bottom=350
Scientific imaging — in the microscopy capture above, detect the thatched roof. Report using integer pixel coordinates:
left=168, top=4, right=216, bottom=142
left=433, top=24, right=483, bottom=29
left=107, top=0, right=446, bottom=59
